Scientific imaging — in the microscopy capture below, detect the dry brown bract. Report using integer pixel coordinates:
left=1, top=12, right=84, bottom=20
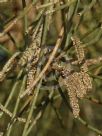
left=0, top=52, right=20, bottom=81
left=18, top=24, right=43, bottom=90
left=0, top=24, right=43, bottom=92
left=58, top=36, right=92, bottom=118
left=0, top=27, right=92, bottom=118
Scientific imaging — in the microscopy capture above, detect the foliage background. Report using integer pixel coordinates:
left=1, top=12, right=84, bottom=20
left=0, top=0, right=102, bottom=136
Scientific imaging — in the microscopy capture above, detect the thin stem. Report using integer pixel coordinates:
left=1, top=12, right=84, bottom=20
left=21, top=80, right=41, bottom=136
left=78, top=0, right=96, bottom=16
left=0, top=103, right=26, bottom=123
left=64, top=0, right=79, bottom=49
left=50, top=100, right=65, bottom=128
left=85, top=97, right=102, bottom=106
left=41, top=10, right=48, bottom=46
left=6, top=76, right=27, bottom=136
left=36, top=0, right=62, bottom=10
left=83, top=28, right=102, bottom=46
left=26, top=111, right=42, bottom=135
left=0, top=70, right=23, bottom=118
left=78, top=117, right=102, bottom=135
left=23, top=0, right=28, bottom=32
left=7, top=32, right=18, bottom=49
left=45, top=0, right=76, bottom=15
left=22, top=0, right=28, bottom=47
left=0, top=44, right=11, bottom=56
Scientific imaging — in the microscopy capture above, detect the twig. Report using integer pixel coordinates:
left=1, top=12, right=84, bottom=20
left=0, top=103, right=12, bottom=118
left=36, top=0, right=63, bottom=10
left=85, top=97, right=102, bottom=106
left=72, top=56, right=102, bottom=66
left=45, top=0, right=76, bottom=15
left=78, top=117, right=102, bottom=135
left=0, top=103, right=26, bottom=123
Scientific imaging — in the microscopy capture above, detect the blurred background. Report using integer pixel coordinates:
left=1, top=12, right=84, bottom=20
left=0, top=0, right=102, bottom=136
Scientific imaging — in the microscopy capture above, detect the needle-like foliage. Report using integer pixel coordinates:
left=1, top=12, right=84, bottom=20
left=0, top=0, right=102, bottom=136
